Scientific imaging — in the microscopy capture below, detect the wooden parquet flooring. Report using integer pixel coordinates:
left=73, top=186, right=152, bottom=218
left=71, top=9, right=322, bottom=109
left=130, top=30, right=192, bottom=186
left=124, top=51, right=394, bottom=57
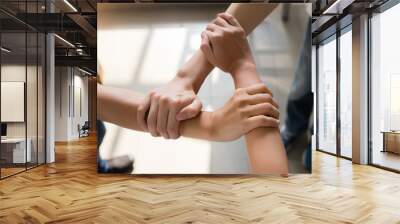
left=0, top=135, right=400, bottom=223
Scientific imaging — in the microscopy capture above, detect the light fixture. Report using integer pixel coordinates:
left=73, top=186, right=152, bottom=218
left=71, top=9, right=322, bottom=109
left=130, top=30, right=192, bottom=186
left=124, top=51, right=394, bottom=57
left=323, top=0, right=354, bottom=15
left=54, top=34, right=75, bottom=48
left=1, top=47, right=11, bottom=53
left=63, top=0, right=78, bottom=12
left=78, top=67, right=93, bottom=76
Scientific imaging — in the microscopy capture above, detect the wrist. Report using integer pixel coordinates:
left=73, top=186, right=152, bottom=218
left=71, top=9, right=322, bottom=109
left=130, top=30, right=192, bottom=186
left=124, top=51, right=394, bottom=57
left=173, top=70, right=195, bottom=90
left=229, top=60, right=257, bottom=78
left=203, top=112, right=218, bottom=141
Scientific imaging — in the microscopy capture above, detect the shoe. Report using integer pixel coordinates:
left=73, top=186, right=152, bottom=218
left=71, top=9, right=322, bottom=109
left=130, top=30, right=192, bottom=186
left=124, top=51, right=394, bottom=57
left=98, top=155, right=134, bottom=174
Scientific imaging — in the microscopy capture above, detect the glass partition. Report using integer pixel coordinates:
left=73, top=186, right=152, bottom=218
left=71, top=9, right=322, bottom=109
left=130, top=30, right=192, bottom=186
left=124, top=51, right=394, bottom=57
left=27, top=31, right=38, bottom=169
left=1, top=30, right=28, bottom=177
left=0, top=1, right=46, bottom=179
left=26, top=0, right=42, bottom=169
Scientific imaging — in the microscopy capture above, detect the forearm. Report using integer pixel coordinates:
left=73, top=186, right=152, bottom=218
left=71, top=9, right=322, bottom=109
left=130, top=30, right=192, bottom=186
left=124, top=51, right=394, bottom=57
left=176, top=4, right=277, bottom=91
left=98, top=84, right=214, bottom=139
left=177, top=51, right=214, bottom=93
left=232, top=67, right=289, bottom=174
left=97, top=84, right=144, bottom=131
left=226, top=3, right=278, bottom=35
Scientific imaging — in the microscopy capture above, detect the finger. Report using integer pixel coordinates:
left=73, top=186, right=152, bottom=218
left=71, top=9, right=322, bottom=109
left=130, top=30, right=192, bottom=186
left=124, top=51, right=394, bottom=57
left=244, top=83, right=273, bottom=96
left=200, top=31, right=217, bottom=64
left=212, top=17, right=229, bottom=27
left=167, top=103, right=180, bottom=139
left=147, top=97, right=160, bottom=137
left=137, top=94, right=151, bottom=131
left=157, top=97, right=170, bottom=139
left=244, top=103, right=280, bottom=120
left=206, top=23, right=220, bottom=32
left=176, top=98, right=202, bottom=121
left=244, top=115, right=280, bottom=133
left=218, top=13, right=240, bottom=27
left=246, top=93, right=279, bottom=109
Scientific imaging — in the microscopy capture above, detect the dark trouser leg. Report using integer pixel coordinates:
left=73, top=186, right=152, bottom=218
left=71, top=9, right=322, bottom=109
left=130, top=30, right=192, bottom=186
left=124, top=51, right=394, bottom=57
left=281, top=22, right=313, bottom=149
left=97, top=120, right=134, bottom=173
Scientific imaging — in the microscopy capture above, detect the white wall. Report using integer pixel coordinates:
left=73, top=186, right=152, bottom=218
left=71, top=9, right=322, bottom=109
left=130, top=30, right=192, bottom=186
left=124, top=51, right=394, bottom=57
left=54, top=67, right=89, bottom=141
left=1, top=63, right=46, bottom=164
left=1, top=65, right=36, bottom=138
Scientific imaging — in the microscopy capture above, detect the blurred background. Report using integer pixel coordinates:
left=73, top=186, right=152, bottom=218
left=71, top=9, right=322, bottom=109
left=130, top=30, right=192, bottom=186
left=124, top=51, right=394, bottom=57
left=98, top=3, right=311, bottom=174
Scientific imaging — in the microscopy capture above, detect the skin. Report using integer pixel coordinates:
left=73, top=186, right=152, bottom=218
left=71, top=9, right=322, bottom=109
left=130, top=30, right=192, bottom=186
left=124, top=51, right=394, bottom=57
left=201, top=12, right=288, bottom=174
left=111, top=3, right=288, bottom=174
left=98, top=83, right=280, bottom=142
left=137, top=4, right=279, bottom=140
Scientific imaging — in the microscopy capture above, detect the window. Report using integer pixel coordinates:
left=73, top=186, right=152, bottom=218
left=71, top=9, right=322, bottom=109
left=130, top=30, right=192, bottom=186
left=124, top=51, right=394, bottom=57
left=317, top=36, right=337, bottom=154
left=370, top=2, right=400, bottom=171
left=339, top=28, right=352, bottom=158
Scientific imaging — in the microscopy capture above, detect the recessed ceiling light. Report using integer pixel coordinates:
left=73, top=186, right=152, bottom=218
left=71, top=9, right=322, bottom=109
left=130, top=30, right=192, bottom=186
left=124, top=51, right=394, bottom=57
left=78, top=67, right=93, bottom=76
left=1, top=47, right=11, bottom=53
left=54, top=34, right=75, bottom=48
left=323, top=0, right=354, bottom=15
left=63, top=0, right=78, bottom=12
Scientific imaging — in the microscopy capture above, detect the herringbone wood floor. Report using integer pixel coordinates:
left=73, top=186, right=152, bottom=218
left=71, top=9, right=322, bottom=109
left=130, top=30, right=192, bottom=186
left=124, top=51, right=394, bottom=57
left=0, top=135, right=399, bottom=224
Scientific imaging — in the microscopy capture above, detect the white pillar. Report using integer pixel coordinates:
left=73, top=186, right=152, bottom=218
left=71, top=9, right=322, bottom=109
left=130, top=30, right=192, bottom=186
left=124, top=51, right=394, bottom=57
left=352, top=14, right=369, bottom=164
left=46, top=32, right=55, bottom=163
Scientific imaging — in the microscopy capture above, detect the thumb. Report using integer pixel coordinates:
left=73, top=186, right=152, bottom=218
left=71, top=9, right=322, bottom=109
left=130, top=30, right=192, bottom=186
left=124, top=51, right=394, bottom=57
left=176, top=98, right=202, bottom=121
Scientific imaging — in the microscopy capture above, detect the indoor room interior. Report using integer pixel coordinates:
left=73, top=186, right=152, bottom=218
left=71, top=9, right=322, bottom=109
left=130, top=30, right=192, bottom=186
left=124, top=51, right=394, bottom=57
left=0, top=0, right=97, bottom=179
left=0, top=0, right=400, bottom=223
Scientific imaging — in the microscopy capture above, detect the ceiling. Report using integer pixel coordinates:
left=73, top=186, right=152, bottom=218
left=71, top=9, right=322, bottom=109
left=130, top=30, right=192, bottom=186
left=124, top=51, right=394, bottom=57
left=0, top=0, right=97, bottom=72
left=0, top=0, right=394, bottom=72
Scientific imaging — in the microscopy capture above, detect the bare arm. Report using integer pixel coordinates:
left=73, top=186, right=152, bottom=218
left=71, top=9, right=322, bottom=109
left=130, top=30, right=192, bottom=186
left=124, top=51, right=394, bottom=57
left=226, top=5, right=288, bottom=174
left=233, top=67, right=289, bottom=174
left=201, top=11, right=288, bottom=174
left=98, top=83, right=279, bottom=142
left=226, top=3, right=277, bottom=35
left=177, top=4, right=278, bottom=89
left=98, top=84, right=212, bottom=138
left=178, top=3, right=278, bottom=90
left=137, top=3, right=278, bottom=140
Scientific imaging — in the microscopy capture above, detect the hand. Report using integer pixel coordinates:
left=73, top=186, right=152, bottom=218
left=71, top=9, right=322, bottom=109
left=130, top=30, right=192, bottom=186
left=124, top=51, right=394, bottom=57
left=200, top=13, right=256, bottom=76
left=210, top=83, right=279, bottom=141
left=137, top=77, right=202, bottom=139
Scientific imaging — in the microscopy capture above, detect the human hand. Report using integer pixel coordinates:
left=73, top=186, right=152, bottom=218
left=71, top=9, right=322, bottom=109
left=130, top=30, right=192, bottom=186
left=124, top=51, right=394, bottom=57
left=200, top=13, right=256, bottom=77
left=210, top=83, right=279, bottom=141
left=137, top=77, right=202, bottom=139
